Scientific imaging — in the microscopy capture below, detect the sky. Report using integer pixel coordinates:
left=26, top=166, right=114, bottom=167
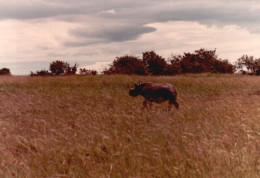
left=1, top=0, right=260, bottom=75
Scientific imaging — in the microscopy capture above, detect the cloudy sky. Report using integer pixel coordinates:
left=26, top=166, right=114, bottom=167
left=1, top=0, right=260, bottom=75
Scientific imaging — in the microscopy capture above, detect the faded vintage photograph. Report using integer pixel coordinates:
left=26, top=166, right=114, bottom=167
left=0, top=0, right=259, bottom=177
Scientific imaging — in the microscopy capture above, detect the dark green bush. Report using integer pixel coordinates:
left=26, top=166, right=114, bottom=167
left=0, top=68, right=11, bottom=75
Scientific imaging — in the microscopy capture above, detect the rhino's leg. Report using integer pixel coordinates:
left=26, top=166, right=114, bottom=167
left=143, top=100, right=153, bottom=109
left=169, top=98, right=179, bottom=110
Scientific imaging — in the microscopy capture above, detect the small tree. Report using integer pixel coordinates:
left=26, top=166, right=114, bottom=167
left=142, top=51, right=168, bottom=75
left=66, top=63, right=79, bottom=75
left=49, top=60, right=68, bottom=75
left=180, top=49, right=217, bottom=73
left=0, top=68, right=11, bottom=75
left=168, top=55, right=182, bottom=74
left=79, top=68, right=97, bottom=75
left=175, top=48, right=234, bottom=74
left=49, top=60, right=78, bottom=75
left=236, top=55, right=260, bottom=75
left=30, top=69, right=52, bottom=76
left=103, top=55, right=146, bottom=75
left=211, top=59, right=235, bottom=73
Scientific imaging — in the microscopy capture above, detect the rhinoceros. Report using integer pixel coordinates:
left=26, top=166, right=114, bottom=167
left=129, top=82, right=179, bottom=109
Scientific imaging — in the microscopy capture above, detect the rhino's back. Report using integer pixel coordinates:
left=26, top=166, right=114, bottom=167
left=141, top=83, right=177, bottom=96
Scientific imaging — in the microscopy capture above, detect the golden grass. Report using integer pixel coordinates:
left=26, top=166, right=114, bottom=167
left=0, top=74, right=259, bottom=177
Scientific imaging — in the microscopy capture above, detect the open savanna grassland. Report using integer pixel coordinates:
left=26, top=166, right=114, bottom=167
left=0, top=74, right=259, bottom=177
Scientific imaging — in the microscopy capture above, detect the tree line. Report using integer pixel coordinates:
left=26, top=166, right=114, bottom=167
left=103, top=49, right=260, bottom=75
left=103, top=49, right=235, bottom=75
left=1, top=48, right=260, bottom=76
left=30, top=60, right=97, bottom=76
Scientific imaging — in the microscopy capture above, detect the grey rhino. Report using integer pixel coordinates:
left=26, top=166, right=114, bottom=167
left=129, top=82, right=179, bottom=109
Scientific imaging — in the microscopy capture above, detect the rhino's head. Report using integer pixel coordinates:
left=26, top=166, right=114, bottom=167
left=129, top=82, right=142, bottom=97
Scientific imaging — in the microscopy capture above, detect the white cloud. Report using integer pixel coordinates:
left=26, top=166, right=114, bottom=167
left=1, top=0, right=260, bottom=75
left=81, top=61, right=111, bottom=73
left=0, top=19, right=78, bottom=62
left=138, top=21, right=260, bottom=62
left=102, top=9, right=116, bottom=15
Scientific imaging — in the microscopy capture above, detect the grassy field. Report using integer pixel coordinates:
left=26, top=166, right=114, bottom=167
left=0, top=74, right=259, bottom=177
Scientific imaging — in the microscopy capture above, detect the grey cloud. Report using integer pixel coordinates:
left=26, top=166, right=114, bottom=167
left=63, top=0, right=260, bottom=46
left=0, top=0, right=146, bottom=20
left=2, top=0, right=260, bottom=47
left=0, top=3, right=77, bottom=20
left=1, top=0, right=260, bottom=25
left=69, top=25, right=156, bottom=44
left=98, top=1, right=260, bottom=33
left=0, top=1, right=102, bottom=20
left=64, top=40, right=101, bottom=47
left=1, top=1, right=260, bottom=30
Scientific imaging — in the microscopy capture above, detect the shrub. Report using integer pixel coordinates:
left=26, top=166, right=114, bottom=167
left=236, top=55, right=260, bottom=75
left=180, top=49, right=218, bottom=73
left=79, top=68, right=97, bottom=75
left=103, top=49, right=235, bottom=75
left=0, top=68, right=11, bottom=75
left=167, top=55, right=182, bottom=75
left=49, top=60, right=68, bottom=75
left=30, top=70, right=52, bottom=76
left=103, top=55, right=146, bottom=75
left=65, top=63, right=78, bottom=75
left=168, top=49, right=235, bottom=74
left=30, top=60, right=78, bottom=76
left=49, top=60, right=78, bottom=75
left=142, top=51, right=168, bottom=75
left=211, top=59, right=235, bottom=73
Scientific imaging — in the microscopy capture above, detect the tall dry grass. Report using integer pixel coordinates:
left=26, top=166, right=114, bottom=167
left=0, top=74, right=259, bottom=177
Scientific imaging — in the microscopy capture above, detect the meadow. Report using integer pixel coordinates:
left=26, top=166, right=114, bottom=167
left=0, top=74, right=259, bottom=177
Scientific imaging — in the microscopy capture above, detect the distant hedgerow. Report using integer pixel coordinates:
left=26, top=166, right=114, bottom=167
left=102, top=49, right=235, bottom=75
left=30, top=69, right=52, bottom=76
left=30, top=60, right=79, bottom=76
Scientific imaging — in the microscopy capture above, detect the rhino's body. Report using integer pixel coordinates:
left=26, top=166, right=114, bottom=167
left=129, top=82, right=179, bottom=109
